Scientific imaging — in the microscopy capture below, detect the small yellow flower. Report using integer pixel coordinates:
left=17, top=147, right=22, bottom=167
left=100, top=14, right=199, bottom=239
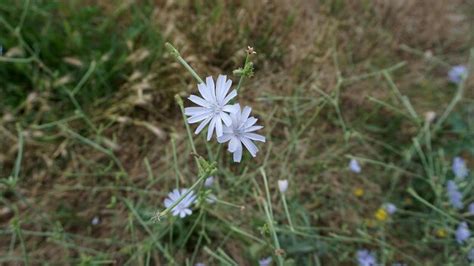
left=435, top=228, right=447, bottom=238
left=353, top=187, right=364, bottom=197
left=374, top=208, right=388, bottom=222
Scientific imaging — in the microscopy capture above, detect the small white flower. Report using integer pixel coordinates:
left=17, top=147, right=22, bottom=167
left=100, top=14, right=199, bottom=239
left=204, top=176, right=214, bottom=187
left=163, top=188, right=197, bottom=218
left=206, top=194, right=217, bottom=204
left=91, top=216, right=100, bottom=225
left=185, top=75, right=238, bottom=140
left=217, top=104, right=266, bottom=163
left=384, top=203, right=397, bottom=215
left=424, top=111, right=436, bottom=123
left=278, top=179, right=288, bottom=193
left=349, top=159, right=361, bottom=173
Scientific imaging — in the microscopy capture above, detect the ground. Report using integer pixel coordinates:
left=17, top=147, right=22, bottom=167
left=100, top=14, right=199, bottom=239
left=0, top=0, right=473, bottom=265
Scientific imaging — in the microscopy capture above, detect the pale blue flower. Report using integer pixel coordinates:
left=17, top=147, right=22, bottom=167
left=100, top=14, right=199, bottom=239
left=469, top=203, right=474, bottom=215
left=217, top=104, right=265, bottom=163
left=446, top=180, right=463, bottom=209
left=204, top=176, right=214, bottom=187
left=349, top=159, right=361, bottom=173
left=163, top=188, right=197, bottom=218
left=468, top=248, right=474, bottom=262
left=384, top=203, right=397, bottom=215
left=455, top=222, right=470, bottom=244
left=259, top=256, right=272, bottom=266
left=195, top=263, right=205, bottom=266
left=452, top=157, right=469, bottom=179
left=448, top=65, right=467, bottom=84
left=356, top=249, right=377, bottom=266
left=185, top=75, right=238, bottom=140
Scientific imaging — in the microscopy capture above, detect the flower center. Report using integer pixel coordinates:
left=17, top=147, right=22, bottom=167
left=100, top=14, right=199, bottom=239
left=211, top=104, right=222, bottom=115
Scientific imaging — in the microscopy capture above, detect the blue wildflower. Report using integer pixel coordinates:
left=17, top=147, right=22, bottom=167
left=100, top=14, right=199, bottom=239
left=259, top=256, right=272, bottom=266
left=356, top=249, right=377, bottom=266
left=349, top=159, right=361, bottom=173
left=452, top=157, right=468, bottom=179
left=384, top=203, right=397, bottom=215
left=469, top=203, right=474, bottom=215
left=455, top=222, right=470, bottom=244
left=448, top=65, right=468, bottom=85
left=204, top=176, right=214, bottom=187
left=446, top=180, right=463, bottom=209
left=469, top=248, right=474, bottom=262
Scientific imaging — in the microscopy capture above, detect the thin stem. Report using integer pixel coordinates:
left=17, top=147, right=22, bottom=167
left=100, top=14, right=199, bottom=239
left=281, top=194, right=295, bottom=232
left=165, top=42, right=203, bottom=84
left=260, top=168, right=274, bottom=218
left=12, top=219, right=29, bottom=266
left=235, top=54, right=250, bottom=93
left=175, top=95, right=197, bottom=155
left=171, top=135, right=181, bottom=188
left=262, top=200, right=284, bottom=266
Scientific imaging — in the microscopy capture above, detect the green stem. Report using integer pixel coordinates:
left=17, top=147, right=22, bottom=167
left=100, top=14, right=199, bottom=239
left=235, top=54, right=250, bottom=93
left=281, top=194, right=295, bottom=232
left=175, top=95, right=198, bottom=155
left=165, top=42, right=203, bottom=84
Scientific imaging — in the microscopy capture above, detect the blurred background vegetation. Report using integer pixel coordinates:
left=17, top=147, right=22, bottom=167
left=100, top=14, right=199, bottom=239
left=0, top=0, right=473, bottom=265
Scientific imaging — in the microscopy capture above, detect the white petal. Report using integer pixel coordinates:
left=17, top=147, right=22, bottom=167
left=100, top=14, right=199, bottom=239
left=242, top=117, right=258, bottom=129
left=241, top=137, right=258, bottom=157
left=241, top=106, right=252, bottom=121
left=244, top=125, right=263, bottom=132
left=216, top=75, right=226, bottom=103
left=222, top=126, right=233, bottom=134
left=195, top=116, right=212, bottom=134
left=245, top=133, right=265, bottom=142
left=164, top=199, right=173, bottom=208
left=220, top=112, right=232, bottom=126
left=233, top=143, right=243, bottom=163
left=228, top=137, right=240, bottom=152
left=180, top=211, right=186, bottom=218
left=217, top=134, right=232, bottom=143
left=188, top=112, right=212, bottom=123
left=198, top=83, right=213, bottom=102
left=185, top=106, right=209, bottom=116
left=215, top=119, right=223, bottom=137
left=223, top=103, right=240, bottom=114
left=207, top=117, right=217, bottom=141
left=189, top=95, right=210, bottom=107
left=169, top=189, right=180, bottom=200
left=222, top=89, right=237, bottom=104
left=221, top=79, right=232, bottom=104
left=206, top=76, right=217, bottom=102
